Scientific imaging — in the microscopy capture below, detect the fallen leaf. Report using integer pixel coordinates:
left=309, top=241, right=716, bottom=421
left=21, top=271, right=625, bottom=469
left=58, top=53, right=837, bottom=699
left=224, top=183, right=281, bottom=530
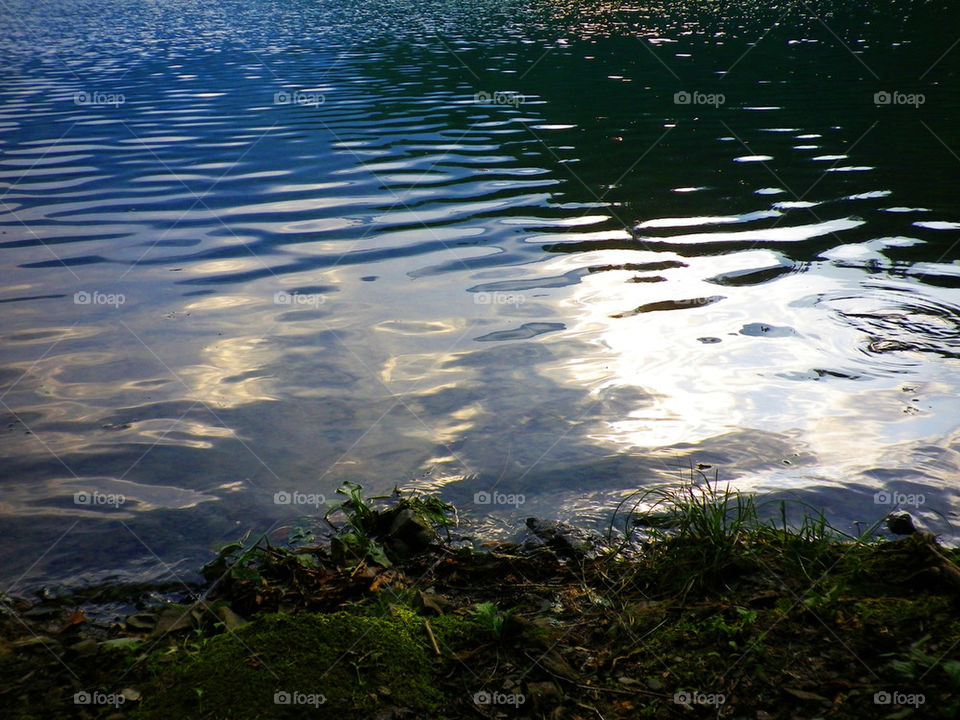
left=58, top=609, right=86, bottom=633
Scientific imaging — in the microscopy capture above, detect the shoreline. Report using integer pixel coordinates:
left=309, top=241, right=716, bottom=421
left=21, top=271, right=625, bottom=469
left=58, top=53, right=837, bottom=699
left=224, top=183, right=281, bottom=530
left=3, top=481, right=959, bottom=718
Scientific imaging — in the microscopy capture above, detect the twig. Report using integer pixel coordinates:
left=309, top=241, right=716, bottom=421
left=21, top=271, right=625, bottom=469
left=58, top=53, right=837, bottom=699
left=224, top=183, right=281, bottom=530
left=348, top=559, right=367, bottom=579
left=574, top=700, right=606, bottom=719
left=573, top=681, right=664, bottom=698
left=423, top=619, right=441, bottom=656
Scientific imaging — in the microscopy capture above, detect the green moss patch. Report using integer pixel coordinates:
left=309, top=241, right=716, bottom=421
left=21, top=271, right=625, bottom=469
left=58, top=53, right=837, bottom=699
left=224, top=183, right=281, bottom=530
left=136, top=611, right=445, bottom=719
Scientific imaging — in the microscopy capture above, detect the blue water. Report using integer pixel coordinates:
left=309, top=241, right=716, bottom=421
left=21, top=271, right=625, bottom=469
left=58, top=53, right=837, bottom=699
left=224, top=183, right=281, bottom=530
left=1, top=0, right=959, bottom=589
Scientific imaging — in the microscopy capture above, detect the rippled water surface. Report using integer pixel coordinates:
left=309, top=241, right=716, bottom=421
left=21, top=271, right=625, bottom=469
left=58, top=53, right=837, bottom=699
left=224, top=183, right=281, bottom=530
left=2, top=0, right=959, bottom=586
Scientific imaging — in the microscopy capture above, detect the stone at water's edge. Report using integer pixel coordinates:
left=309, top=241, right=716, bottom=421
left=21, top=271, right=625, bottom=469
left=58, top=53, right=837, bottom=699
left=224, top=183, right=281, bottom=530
left=214, top=605, right=248, bottom=630
left=886, top=512, right=918, bottom=535
left=385, top=506, right=438, bottom=558
left=524, top=517, right=600, bottom=559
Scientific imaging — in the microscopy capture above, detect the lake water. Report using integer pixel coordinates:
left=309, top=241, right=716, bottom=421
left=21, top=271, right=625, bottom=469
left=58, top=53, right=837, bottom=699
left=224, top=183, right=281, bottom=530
left=2, top=0, right=959, bottom=589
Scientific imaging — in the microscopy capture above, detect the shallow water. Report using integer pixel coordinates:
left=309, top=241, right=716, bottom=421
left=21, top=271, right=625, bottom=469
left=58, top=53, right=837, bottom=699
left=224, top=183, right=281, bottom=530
left=1, top=0, right=959, bottom=588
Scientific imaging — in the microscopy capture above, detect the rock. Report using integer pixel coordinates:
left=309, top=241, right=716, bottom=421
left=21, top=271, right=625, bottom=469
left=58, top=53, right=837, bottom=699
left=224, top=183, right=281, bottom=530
left=12, top=635, right=58, bottom=651
left=386, top=507, right=437, bottom=557
left=100, top=637, right=143, bottom=652
left=125, top=612, right=158, bottom=632
left=67, top=638, right=98, bottom=658
left=886, top=512, right=917, bottom=536
left=150, top=607, right=193, bottom=637
left=21, top=606, right=61, bottom=619
left=870, top=339, right=913, bottom=353
left=524, top=517, right=598, bottom=559
left=214, top=605, right=248, bottom=630
left=0, top=594, right=29, bottom=617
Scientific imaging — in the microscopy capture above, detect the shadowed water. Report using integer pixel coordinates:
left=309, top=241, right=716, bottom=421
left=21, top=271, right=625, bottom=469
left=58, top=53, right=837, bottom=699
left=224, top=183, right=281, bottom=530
left=1, top=0, right=959, bottom=588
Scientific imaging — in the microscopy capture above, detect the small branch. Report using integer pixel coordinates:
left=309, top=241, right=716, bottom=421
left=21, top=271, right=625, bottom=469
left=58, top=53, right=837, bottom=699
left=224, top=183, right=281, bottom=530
left=423, top=619, right=441, bottom=656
